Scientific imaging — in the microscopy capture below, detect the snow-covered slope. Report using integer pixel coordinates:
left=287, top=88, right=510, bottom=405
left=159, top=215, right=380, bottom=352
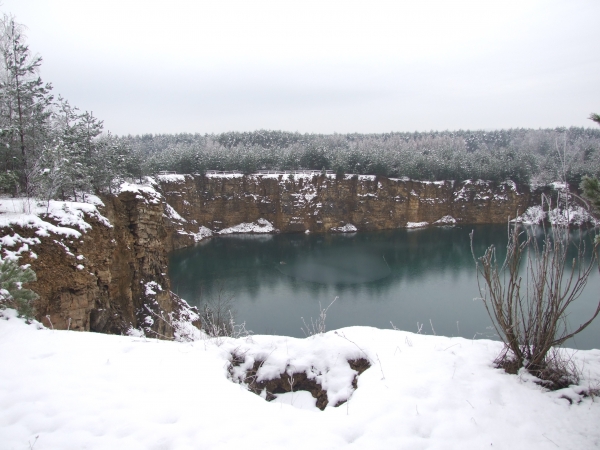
left=1, top=311, right=599, bottom=449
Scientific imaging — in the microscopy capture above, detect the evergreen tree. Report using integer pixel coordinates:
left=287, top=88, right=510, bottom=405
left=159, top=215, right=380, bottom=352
left=581, top=112, right=600, bottom=243
left=89, top=132, right=134, bottom=194
left=0, top=257, right=38, bottom=320
left=34, top=97, right=133, bottom=200
left=0, top=14, right=53, bottom=198
left=581, top=176, right=600, bottom=212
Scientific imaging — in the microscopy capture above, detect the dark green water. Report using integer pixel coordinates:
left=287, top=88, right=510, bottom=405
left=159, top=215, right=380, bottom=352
left=169, top=225, right=600, bottom=350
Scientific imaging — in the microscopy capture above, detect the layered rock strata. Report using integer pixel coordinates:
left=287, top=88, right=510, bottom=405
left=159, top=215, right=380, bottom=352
left=160, top=174, right=535, bottom=247
left=0, top=188, right=197, bottom=337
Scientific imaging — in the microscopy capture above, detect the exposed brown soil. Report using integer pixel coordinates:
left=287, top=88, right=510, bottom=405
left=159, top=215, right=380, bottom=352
left=230, top=355, right=371, bottom=411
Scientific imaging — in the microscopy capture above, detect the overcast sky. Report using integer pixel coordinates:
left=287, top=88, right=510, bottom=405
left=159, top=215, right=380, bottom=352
left=1, top=0, right=599, bottom=136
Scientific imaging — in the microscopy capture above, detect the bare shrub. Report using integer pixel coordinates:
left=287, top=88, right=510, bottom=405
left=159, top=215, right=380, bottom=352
left=199, top=284, right=250, bottom=338
left=471, top=221, right=599, bottom=387
left=301, top=296, right=338, bottom=337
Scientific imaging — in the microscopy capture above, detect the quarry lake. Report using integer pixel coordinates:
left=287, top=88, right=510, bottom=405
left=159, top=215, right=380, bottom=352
left=169, top=225, right=600, bottom=350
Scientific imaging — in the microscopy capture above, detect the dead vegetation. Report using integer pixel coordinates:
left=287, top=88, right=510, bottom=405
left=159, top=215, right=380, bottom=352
left=472, top=216, right=599, bottom=389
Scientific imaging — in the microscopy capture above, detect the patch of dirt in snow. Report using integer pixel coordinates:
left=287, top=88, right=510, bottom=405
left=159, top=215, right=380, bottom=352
left=228, top=340, right=371, bottom=411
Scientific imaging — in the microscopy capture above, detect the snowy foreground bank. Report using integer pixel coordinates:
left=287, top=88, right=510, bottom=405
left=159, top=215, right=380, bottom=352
left=1, top=312, right=600, bottom=449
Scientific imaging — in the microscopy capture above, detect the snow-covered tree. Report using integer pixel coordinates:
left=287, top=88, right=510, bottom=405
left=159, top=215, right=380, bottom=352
left=0, top=15, right=135, bottom=201
left=0, top=14, right=53, bottom=198
left=88, top=133, right=134, bottom=194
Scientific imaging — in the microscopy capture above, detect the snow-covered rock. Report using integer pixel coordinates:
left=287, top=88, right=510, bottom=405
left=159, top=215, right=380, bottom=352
left=406, top=221, right=429, bottom=228
left=434, top=215, right=457, bottom=225
left=330, top=223, right=358, bottom=233
left=218, top=218, right=277, bottom=234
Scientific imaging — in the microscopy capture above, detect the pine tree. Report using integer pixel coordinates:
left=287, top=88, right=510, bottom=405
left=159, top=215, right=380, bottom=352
left=34, top=97, right=134, bottom=200
left=88, top=132, right=133, bottom=194
left=0, top=14, right=53, bottom=199
left=0, top=257, right=38, bottom=320
left=581, top=112, right=600, bottom=243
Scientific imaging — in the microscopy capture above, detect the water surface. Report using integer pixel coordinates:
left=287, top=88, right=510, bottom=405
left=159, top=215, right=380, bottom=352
left=169, top=225, right=600, bottom=349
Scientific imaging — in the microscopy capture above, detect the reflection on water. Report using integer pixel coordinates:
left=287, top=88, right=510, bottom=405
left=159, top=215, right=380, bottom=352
left=169, top=225, right=600, bottom=349
left=276, top=248, right=391, bottom=284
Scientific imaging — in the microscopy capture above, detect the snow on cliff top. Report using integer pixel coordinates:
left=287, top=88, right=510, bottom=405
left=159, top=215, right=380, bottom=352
left=156, top=173, right=187, bottom=183
left=1, top=310, right=599, bottom=449
left=0, top=196, right=111, bottom=239
left=118, top=179, right=163, bottom=204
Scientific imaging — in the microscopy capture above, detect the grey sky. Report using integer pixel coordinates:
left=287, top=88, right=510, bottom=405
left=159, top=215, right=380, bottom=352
left=2, top=0, right=599, bottom=135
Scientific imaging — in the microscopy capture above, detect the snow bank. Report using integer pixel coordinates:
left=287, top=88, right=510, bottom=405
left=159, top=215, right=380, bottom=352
left=205, top=172, right=244, bottom=179
left=406, top=221, right=429, bottom=228
left=192, top=226, right=213, bottom=242
left=218, top=218, right=277, bottom=234
left=0, top=197, right=111, bottom=232
left=351, top=174, right=376, bottom=181
left=156, top=173, right=186, bottom=183
left=434, top=215, right=457, bottom=225
left=164, top=203, right=186, bottom=222
left=118, top=178, right=162, bottom=205
left=330, top=223, right=358, bottom=233
left=178, top=226, right=213, bottom=243
left=1, top=312, right=599, bottom=449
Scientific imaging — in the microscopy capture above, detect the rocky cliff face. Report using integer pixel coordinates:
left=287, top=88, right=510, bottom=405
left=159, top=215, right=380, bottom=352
left=0, top=174, right=546, bottom=335
left=0, top=187, right=197, bottom=337
left=159, top=174, right=535, bottom=243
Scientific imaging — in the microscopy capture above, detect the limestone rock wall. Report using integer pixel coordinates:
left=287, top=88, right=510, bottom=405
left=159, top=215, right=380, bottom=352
left=159, top=174, right=535, bottom=240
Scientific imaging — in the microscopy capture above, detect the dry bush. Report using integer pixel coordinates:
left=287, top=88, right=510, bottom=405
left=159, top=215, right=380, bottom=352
left=301, top=297, right=337, bottom=337
left=471, top=220, right=599, bottom=387
left=199, top=284, right=249, bottom=338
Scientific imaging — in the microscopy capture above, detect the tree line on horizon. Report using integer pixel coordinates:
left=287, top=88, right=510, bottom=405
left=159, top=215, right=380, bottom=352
left=126, top=126, right=600, bottom=186
left=1, top=12, right=600, bottom=203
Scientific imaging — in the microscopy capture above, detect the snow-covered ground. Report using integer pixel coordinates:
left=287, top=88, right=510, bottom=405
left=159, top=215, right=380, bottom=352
left=0, top=196, right=110, bottom=235
left=1, top=310, right=599, bottom=449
